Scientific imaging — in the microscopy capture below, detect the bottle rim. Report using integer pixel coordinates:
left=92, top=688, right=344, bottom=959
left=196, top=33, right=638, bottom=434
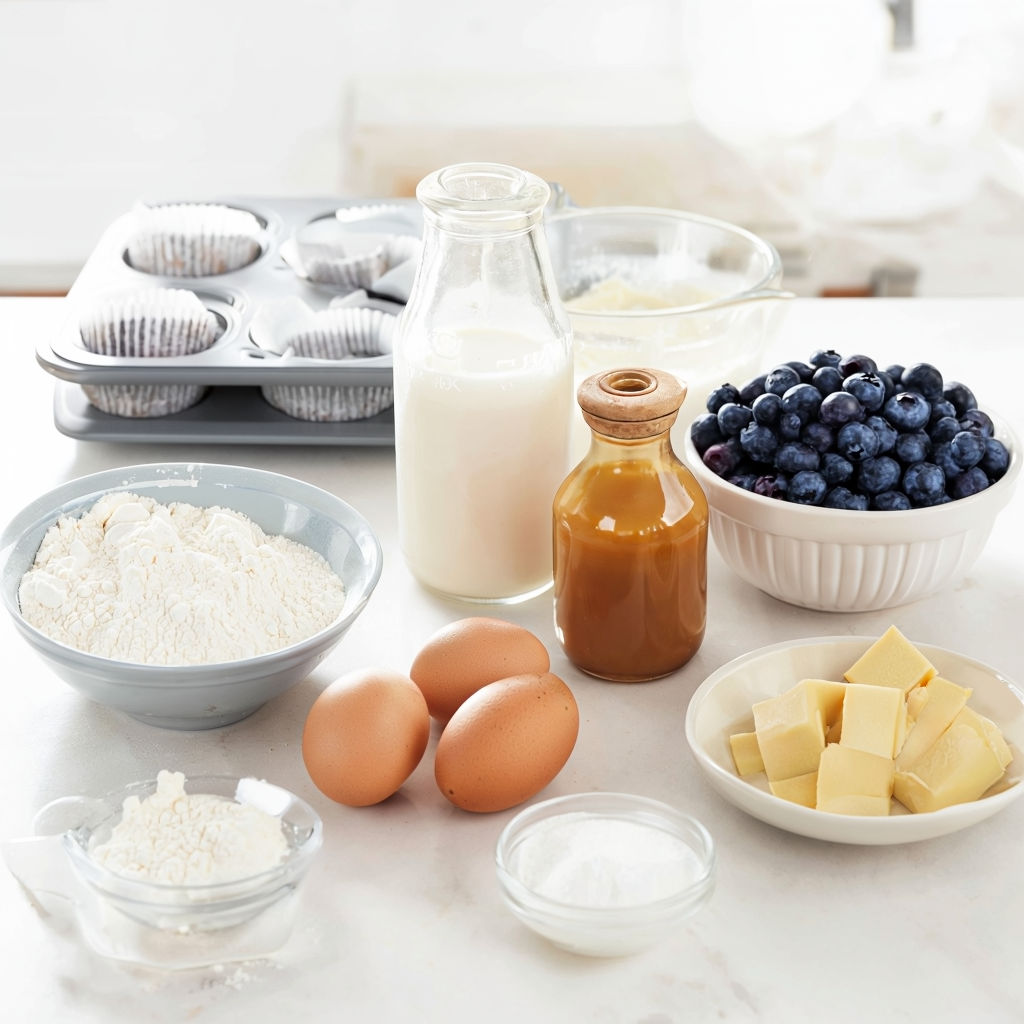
left=416, top=162, right=550, bottom=228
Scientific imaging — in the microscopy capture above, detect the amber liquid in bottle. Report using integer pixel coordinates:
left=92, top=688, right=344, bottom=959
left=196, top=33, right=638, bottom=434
left=553, top=369, right=708, bottom=682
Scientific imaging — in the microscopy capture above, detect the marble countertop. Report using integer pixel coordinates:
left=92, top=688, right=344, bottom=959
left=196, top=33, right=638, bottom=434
left=1, top=297, right=1022, bottom=1023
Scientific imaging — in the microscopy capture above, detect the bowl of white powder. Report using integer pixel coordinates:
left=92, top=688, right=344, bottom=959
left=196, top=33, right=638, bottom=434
left=32, top=770, right=323, bottom=968
left=495, top=791, right=716, bottom=957
left=0, top=462, right=382, bottom=729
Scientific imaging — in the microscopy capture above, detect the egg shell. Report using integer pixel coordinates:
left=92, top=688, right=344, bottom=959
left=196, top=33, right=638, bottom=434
left=410, top=616, right=551, bottom=721
left=434, top=671, right=579, bottom=813
left=302, top=668, right=430, bottom=807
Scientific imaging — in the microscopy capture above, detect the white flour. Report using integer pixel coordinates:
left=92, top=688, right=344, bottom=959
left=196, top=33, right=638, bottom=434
left=18, top=491, right=347, bottom=665
left=90, top=770, right=288, bottom=884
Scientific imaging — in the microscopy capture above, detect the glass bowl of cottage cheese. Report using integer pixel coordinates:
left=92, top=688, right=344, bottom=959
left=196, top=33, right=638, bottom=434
left=28, top=771, right=323, bottom=968
left=0, top=462, right=383, bottom=729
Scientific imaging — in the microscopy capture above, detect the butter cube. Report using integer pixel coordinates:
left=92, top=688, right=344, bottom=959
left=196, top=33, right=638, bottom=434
left=816, top=743, right=895, bottom=811
left=729, top=730, right=765, bottom=777
left=893, top=721, right=1006, bottom=813
left=840, top=683, right=907, bottom=759
left=817, top=794, right=891, bottom=817
left=956, top=705, right=1012, bottom=770
left=752, top=682, right=828, bottom=781
left=895, top=677, right=971, bottom=770
left=844, top=625, right=936, bottom=694
left=770, top=771, right=818, bottom=808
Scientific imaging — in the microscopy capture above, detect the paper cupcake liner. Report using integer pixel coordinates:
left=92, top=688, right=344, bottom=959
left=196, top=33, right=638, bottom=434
left=78, top=288, right=220, bottom=418
left=260, top=307, right=395, bottom=422
left=81, top=383, right=209, bottom=418
left=125, top=203, right=263, bottom=277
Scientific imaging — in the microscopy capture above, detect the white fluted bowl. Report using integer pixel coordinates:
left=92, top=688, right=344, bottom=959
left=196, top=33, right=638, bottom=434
left=683, top=417, right=1019, bottom=612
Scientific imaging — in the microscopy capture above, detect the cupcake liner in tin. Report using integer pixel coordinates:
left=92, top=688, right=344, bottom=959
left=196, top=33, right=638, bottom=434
left=78, top=288, right=221, bottom=417
left=259, top=306, right=396, bottom=422
left=125, top=203, right=264, bottom=277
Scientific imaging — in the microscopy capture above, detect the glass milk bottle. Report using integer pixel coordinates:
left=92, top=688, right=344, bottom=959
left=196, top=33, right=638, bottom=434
left=553, top=368, right=708, bottom=681
left=393, top=163, right=574, bottom=603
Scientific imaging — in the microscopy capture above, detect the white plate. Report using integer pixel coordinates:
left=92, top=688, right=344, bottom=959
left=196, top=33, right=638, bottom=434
left=684, top=636, right=1024, bottom=845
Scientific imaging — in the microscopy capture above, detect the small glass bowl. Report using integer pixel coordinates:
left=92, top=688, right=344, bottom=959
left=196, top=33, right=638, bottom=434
left=495, top=792, right=715, bottom=957
left=37, top=775, right=323, bottom=969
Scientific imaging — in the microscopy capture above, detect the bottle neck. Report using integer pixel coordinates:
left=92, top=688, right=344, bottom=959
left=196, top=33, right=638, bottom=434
left=585, top=428, right=677, bottom=465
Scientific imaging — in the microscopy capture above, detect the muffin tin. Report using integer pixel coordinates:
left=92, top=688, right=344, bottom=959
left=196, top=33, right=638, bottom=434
left=37, top=197, right=424, bottom=445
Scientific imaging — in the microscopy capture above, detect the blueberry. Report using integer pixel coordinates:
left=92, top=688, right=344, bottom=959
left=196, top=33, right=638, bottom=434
left=812, top=365, right=844, bottom=397
left=950, top=466, right=990, bottom=498
left=959, top=408, right=994, bottom=437
left=821, top=452, right=854, bottom=486
left=785, top=360, right=816, bottom=383
left=931, top=441, right=962, bottom=483
left=707, top=383, right=740, bottom=414
left=843, top=372, right=886, bottom=412
left=929, top=399, right=958, bottom=423
left=787, top=470, right=827, bottom=505
left=728, top=472, right=759, bottom=491
left=738, top=373, right=768, bottom=405
left=717, top=402, right=754, bottom=437
left=903, top=462, right=945, bottom=504
left=949, top=430, right=986, bottom=469
left=883, top=391, right=930, bottom=431
left=943, top=381, right=977, bottom=417
left=809, top=349, right=843, bottom=369
left=690, top=413, right=724, bottom=455
left=901, top=362, right=943, bottom=401
left=801, top=421, right=834, bottom=454
left=894, top=430, right=930, bottom=465
left=929, top=416, right=961, bottom=444
left=823, top=486, right=869, bottom=510
left=838, top=353, right=877, bottom=377
left=775, top=441, right=820, bottom=474
left=873, top=490, right=911, bottom=511
left=865, top=414, right=897, bottom=454
left=875, top=369, right=897, bottom=400
left=764, top=364, right=802, bottom=396
left=980, top=438, right=1010, bottom=480
left=819, top=390, right=864, bottom=427
left=703, top=441, right=741, bottom=477
left=754, top=474, right=788, bottom=499
left=836, top=421, right=880, bottom=463
left=752, top=391, right=783, bottom=425
left=781, top=383, right=822, bottom=424
left=739, top=422, right=779, bottom=464
left=857, top=455, right=901, bottom=494
left=778, top=411, right=804, bottom=441
left=883, top=363, right=905, bottom=384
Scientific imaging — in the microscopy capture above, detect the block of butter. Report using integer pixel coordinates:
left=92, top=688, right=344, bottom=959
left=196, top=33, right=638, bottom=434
left=895, top=676, right=971, bottom=770
left=817, top=743, right=894, bottom=816
left=840, top=682, right=907, bottom=759
left=844, top=625, right=937, bottom=694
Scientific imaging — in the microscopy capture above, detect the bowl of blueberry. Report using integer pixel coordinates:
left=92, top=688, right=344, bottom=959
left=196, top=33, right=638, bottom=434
left=684, top=350, right=1019, bottom=612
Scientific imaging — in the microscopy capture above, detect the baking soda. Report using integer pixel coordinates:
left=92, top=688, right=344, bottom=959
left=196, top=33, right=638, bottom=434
left=18, top=491, right=346, bottom=665
left=90, top=770, right=288, bottom=885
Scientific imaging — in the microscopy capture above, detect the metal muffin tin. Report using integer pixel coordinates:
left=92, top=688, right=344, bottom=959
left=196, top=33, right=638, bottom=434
left=38, top=196, right=423, bottom=446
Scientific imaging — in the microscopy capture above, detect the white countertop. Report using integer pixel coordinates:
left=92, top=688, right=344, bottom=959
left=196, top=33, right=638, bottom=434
left=2, top=297, right=1022, bottom=1023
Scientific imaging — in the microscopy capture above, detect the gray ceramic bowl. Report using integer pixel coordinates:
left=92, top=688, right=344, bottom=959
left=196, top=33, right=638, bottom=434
left=0, top=463, right=382, bottom=729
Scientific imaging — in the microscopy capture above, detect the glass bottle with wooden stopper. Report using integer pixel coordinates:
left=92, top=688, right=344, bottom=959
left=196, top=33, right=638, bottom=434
left=553, top=368, right=708, bottom=681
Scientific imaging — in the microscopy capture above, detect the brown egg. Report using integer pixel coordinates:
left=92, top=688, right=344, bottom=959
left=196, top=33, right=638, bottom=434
left=410, top=616, right=550, bottom=721
left=434, top=671, right=579, bottom=813
left=302, top=668, right=430, bottom=807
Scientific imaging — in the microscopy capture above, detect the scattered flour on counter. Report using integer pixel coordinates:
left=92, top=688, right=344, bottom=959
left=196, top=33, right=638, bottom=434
left=18, top=491, right=347, bottom=664
left=90, top=770, right=289, bottom=885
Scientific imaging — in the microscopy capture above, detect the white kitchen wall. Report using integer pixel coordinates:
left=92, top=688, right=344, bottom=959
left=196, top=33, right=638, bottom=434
left=2, top=0, right=1023, bottom=296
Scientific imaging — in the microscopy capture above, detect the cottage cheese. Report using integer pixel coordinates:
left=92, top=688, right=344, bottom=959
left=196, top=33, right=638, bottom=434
left=18, top=491, right=347, bottom=665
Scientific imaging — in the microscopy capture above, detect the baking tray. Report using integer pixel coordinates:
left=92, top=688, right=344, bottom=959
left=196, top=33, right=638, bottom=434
left=38, top=196, right=421, bottom=445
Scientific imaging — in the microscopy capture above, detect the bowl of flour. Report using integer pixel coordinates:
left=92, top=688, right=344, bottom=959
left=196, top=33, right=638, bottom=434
left=0, top=462, right=383, bottom=728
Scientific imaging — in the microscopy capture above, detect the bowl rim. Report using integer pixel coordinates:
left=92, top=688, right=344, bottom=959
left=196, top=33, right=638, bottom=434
left=0, top=462, right=383, bottom=674
left=546, top=204, right=786, bottom=316
left=682, top=413, right=1020, bottom=538
left=684, top=635, right=1024, bottom=844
